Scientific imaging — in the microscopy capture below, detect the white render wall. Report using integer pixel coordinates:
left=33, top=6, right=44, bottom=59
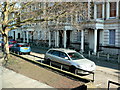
left=102, top=22, right=120, bottom=54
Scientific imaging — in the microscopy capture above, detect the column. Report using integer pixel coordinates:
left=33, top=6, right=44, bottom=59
left=94, top=4, right=97, bottom=19
left=116, top=1, right=119, bottom=19
left=81, top=30, right=84, bottom=52
left=38, top=31, right=40, bottom=40
left=106, top=2, right=110, bottom=19
left=55, top=31, right=57, bottom=47
left=88, top=0, right=91, bottom=20
left=23, top=31, right=25, bottom=42
left=49, top=31, right=51, bottom=47
left=76, top=13, right=78, bottom=22
left=56, top=30, right=59, bottom=47
left=64, top=30, right=66, bottom=48
left=94, top=29, right=98, bottom=54
left=71, top=15, right=73, bottom=24
left=102, top=3, right=105, bottom=19
left=26, top=31, right=29, bottom=43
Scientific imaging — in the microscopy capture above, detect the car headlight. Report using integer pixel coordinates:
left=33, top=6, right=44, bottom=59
left=77, top=65, right=81, bottom=67
left=77, top=65, right=84, bottom=69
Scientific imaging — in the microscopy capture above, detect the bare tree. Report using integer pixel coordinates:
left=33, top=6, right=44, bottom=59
left=0, top=1, right=89, bottom=63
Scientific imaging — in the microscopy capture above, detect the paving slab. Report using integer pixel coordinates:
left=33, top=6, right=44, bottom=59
left=1, top=68, right=55, bottom=89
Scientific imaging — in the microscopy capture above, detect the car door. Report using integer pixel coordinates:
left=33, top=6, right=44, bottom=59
left=50, top=50, right=60, bottom=63
left=12, top=44, right=17, bottom=51
left=59, top=51, right=71, bottom=66
left=14, top=44, right=18, bottom=52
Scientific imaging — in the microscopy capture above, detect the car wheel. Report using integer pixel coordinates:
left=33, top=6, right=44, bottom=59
left=11, top=50, right=13, bottom=52
left=45, top=59, right=51, bottom=64
left=70, top=66, right=76, bottom=73
left=28, top=52, right=30, bottom=55
left=17, top=52, right=20, bottom=55
left=14, top=51, right=16, bottom=53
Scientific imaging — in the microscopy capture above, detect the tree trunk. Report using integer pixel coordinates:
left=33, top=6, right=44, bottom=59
left=2, top=30, right=9, bottom=64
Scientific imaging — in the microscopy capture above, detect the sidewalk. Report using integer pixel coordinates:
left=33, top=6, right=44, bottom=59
left=0, top=67, right=54, bottom=89
left=83, top=54, right=120, bottom=78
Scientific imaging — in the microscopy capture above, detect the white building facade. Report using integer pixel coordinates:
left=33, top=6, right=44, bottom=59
left=8, top=1, right=120, bottom=55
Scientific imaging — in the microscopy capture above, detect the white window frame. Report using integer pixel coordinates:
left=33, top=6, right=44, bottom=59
left=96, top=4, right=102, bottom=19
left=109, top=2, right=117, bottom=19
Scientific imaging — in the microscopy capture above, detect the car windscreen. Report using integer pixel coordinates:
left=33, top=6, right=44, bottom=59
left=68, top=52, right=84, bottom=60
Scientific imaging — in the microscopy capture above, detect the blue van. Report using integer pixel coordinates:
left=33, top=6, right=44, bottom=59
left=11, top=43, right=31, bottom=55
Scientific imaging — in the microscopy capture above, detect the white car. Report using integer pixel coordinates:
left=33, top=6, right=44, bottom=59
left=44, top=48, right=96, bottom=74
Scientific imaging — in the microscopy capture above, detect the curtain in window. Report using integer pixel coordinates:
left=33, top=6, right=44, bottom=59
left=110, top=2, right=116, bottom=17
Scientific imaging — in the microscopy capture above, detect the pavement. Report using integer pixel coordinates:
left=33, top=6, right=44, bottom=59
left=84, top=54, right=120, bottom=78
left=0, top=49, right=55, bottom=90
left=0, top=67, right=54, bottom=89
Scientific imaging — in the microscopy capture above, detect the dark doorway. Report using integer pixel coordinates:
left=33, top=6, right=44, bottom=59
left=66, top=30, right=71, bottom=48
left=13, top=31, right=15, bottom=40
left=59, top=30, right=63, bottom=48
left=97, top=30, right=100, bottom=51
left=18, top=33, right=20, bottom=39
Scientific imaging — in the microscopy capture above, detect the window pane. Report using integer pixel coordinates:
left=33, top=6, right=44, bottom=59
left=48, top=50, right=54, bottom=54
left=52, top=51, right=59, bottom=56
left=110, top=2, right=116, bottom=17
left=68, top=52, right=84, bottom=60
left=97, top=4, right=102, bottom=18
left=109, top=30, right=115, bottom=45
left=77, top=31, right=81, bottom=42
left=59, top=52, right=68, bottom=58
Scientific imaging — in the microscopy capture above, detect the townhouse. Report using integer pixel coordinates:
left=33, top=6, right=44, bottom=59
left=8, top=1, right=120, bottom=55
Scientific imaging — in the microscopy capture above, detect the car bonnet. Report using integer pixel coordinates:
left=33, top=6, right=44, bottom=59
left=72, top=58, right=95, bottom=66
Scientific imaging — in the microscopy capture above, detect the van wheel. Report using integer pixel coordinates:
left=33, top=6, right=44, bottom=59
left=70, top=66, right=76, bottom=73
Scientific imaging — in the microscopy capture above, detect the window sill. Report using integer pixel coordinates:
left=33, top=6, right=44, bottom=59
left=100, top=45, right=120, bottom=49
left=108, top=17, right=117, bottom=19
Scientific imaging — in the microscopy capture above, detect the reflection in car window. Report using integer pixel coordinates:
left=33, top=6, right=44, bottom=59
left=14, top=44, right=17, bottom=47
left=68, top=52, right=84, bottom=60
left=59, top=52, right=68, bottom=59
left=9, top=42, right=14, bottom=45
left=48, top=50, right=54, bottom=54
left=52, top=51, right=59, bottom=57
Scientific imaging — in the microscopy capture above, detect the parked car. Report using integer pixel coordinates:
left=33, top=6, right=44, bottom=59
left=9, top=39, right=17, bottom=43
left=44, top=48, right=96, bottom=74
left=10, top=43, right=31, bottom=55
left=9, top=41, right=17, bottom=48
left=0, top=40, right=16, bottom=48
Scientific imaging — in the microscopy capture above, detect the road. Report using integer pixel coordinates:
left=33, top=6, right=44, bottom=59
left=21, top=51, right=120, bottom=89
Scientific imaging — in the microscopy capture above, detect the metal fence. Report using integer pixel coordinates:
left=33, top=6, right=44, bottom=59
left=108, top=80, right=120, bottom=90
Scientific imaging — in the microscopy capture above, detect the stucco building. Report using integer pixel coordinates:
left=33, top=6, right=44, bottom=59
left=8, top=1, right=120, bottom=55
